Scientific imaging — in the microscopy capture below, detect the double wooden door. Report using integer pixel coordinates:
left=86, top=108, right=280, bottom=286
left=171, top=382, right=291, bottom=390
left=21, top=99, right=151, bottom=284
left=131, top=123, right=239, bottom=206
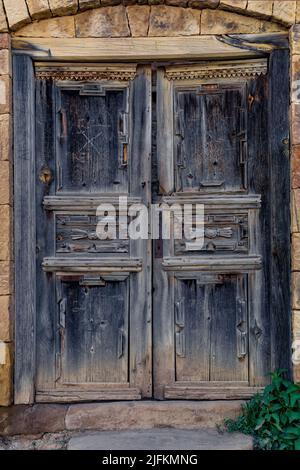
left=14, top=51, right=291, bottom=403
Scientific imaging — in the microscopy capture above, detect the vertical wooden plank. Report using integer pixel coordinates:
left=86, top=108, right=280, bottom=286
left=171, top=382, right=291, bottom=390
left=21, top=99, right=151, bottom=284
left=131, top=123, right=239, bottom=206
left=129, top=65, right=152, bottom=397
left=210, top=275, right=248, bottom=382
left=156, top=68, right=174, bottom=195
left=13, top=55, right=36, bottom=404
left=175, top=279, right=210, bottom=382
left=153, top=259, right=175, bottom=398
left=35, top=79, right=56, bottom=391
left=269, top=49, right=291, bottom=376
left=247, top=73, right=271, bottom=386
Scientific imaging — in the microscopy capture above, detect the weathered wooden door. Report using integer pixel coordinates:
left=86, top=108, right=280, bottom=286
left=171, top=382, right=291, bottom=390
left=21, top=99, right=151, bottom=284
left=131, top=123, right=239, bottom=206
left=153, top=54, right=291, bottom=399
left=14, top=50, right=290, bottom=404
left=32, top=63, right=152, bottom=402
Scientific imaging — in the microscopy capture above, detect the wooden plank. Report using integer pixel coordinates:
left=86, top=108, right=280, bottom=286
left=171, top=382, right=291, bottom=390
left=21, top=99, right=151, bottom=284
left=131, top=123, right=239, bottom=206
left=129, top=66, right=152, bottom=397
left=157, top=67, right=174, bottom=194
left=42, top=257, right=143, bottom=272
left=44, top=195, right=141, bottom=211
left=162, top=256, right=262, bottom=271
left=35, top=78, right=57, bottom=393
left=164, top=386, right=263, bottom=400
left=246, top=70, right=271, bottom=387
left=12, top=36, right=261, bottom=61
left=210, top=275, right=248, bottom=382
left=162, top=194, right=261, bottom=208
left=153, top=259, right=175, bottom=399
left=175, top=279, right=210, bottom=382
left=36, top=389, right=141, bottom=402
left=269, top=49, right=291, bottom=377
left=13, top=55, right=36, bottom=404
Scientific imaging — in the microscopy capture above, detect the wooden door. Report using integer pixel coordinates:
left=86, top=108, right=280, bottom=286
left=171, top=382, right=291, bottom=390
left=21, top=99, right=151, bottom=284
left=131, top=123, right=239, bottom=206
left=32, top=63, right=152, bottom=402
left=153, top=54, right=291, bottom=400
left=14, top=51, right=290, bottom=404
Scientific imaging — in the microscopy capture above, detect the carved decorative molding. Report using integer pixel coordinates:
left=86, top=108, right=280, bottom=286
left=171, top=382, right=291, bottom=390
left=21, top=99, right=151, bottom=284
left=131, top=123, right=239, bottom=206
left=165, top=59, right=268, bottom=81
left=35, top=63, right=137, bottom=82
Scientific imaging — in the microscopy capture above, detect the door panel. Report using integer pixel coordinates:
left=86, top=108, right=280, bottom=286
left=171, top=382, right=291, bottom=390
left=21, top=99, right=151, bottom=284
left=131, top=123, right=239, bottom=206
left=56, top=86, right=128, bottom=193
left=58, top=278, right=129, bottom=385
left=35, top=64, right=152, bottom=402
left=175, top=274, right=248, bottom=383
left=154, top=56, right=290, bottom=400
left=175, top=85, right=247, bottom=192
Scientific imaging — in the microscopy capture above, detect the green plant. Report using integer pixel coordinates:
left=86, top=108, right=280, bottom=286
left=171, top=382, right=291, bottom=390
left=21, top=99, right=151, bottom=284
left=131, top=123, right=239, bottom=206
left=224, top=370, right=300, bottom=450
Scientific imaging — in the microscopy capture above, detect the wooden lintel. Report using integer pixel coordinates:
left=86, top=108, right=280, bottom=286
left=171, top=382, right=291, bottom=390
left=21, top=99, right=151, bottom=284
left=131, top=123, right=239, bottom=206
left=12, top=36, right=265, bottom=61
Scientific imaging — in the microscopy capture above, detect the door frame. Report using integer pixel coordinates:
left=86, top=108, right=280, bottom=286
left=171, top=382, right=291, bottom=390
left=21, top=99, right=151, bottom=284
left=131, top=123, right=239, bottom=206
left=13, top=33, right=291, bottom=404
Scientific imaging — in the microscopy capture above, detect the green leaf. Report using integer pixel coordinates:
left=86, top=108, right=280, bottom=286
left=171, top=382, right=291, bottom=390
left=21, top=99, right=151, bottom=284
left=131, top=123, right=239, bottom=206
left=255, top=417, right=266, bottom=431
left=295, top=438, right=300, bottom=451
left=290, top=394, right=300, bottom=408
left=287, top=410, right=300, bottom=423
left=284, top=427, right=300, bottom=437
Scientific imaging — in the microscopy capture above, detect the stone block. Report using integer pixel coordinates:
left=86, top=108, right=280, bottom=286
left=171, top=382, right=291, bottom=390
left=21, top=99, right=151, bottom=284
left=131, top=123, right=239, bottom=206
left=49, top=0, right=78, bottom=16
left=2, top=0, right=31, bottom=31
left=0, top=49, right=11, bottom=76
left=0, top=342, right=12, bottom=406
left=0, top=296, right=11, bottom=341
left=15, top=16, right=75, bottom=37
left=273, top=1, right=296, bottom=26
left=201, top=9, right=285, bottom=34
left=0, top=75, right=11, bottom=115
left=0, top=115, right=11, bottom=161
left=292, top=103, right=300, bottom=146
left=0, top=1, right=8, bottom=32
left=247, top=1, right=273, bottom=19
left=127, top=5, right=150, bottom=37
left=293, top=233, right=300, bottom=270
left=26, top=0, right=52, bottom=20
left=0, top=404, right=68, bottom=435
left=75, top=6, right=130, bottom=37
left=149, top=5, right=200, bottom=36
left=0, top=261, right=11, bottom=295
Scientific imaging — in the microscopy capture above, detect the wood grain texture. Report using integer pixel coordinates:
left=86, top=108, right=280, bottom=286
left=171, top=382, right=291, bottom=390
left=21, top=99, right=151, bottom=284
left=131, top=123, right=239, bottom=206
left=13, top=55, right=36, bottom=404
left=11, top=36, right=261, bottom=60
left=269, top=49, right=291, bottom=377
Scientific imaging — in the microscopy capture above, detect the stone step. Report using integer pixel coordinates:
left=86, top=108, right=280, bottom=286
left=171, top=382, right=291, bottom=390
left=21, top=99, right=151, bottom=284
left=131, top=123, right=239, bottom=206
left=0, top=400, right=245, bottom=436
left=68, top=428, right=253, bottom=450
left=65, top=400, right=245, bottom=432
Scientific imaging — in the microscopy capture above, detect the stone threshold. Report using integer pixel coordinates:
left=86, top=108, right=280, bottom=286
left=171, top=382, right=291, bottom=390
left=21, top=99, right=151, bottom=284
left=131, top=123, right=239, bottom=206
left=0, top=400, right=244, bottom=437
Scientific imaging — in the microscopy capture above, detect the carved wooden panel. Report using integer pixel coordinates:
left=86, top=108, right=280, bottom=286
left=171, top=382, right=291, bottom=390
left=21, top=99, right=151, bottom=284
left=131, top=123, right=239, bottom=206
left=174, top=84, right=247, bottom=192
left=56, top=85, right=129, bottom=193
left=174, top=212, right=249, bottom=255
left=56, top=213, right=129, bottom=255
left=175, top=273, right=248, bottom=383
left=56, top=278, right=129, bottom=385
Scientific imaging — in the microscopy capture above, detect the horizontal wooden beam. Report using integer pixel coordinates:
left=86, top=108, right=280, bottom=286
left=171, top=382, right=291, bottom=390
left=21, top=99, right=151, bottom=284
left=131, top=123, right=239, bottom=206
left=44, top=195, right=142, bottom=211
left=42, top=257, right=143, bottom=273
left=164, top=385, right=264, bottom=400
left=162, top=256, right=262, bottom=272
left=36, top=388, right=141, bottom=402
left=11, top=36, right=265, bottom=61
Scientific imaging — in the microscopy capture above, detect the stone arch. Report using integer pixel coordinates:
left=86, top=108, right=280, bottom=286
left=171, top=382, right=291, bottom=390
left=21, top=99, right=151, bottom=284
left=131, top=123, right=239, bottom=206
left=0, top=1, right=297, bottom=34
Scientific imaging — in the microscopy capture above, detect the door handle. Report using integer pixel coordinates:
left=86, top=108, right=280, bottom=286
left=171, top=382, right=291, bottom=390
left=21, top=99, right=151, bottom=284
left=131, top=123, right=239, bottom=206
left=58, top=108, right=67, bottom=142
left=118, top=329, right=125, bottom=359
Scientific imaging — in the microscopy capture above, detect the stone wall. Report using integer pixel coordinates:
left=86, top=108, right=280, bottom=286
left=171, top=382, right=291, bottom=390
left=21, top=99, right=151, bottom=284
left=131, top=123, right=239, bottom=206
left=0, top=1, right=300, bottom=405
left=0, top=1, right=299, bottom=32
left=0, top=30, right=12, bottom=407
